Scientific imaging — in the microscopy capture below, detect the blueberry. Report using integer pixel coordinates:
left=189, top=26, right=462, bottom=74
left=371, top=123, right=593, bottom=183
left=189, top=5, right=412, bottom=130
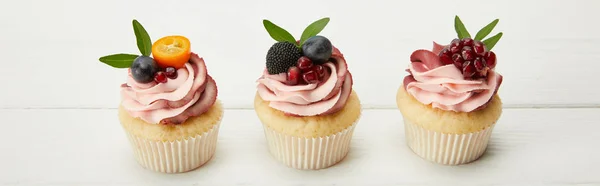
left=131, top=56, right=158, bottom=83
left=301, top=36, right=332, bottom=64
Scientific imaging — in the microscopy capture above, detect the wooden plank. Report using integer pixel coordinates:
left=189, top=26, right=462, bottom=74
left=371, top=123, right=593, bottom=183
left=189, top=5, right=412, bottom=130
left=0, top=108, right=598, bottom=185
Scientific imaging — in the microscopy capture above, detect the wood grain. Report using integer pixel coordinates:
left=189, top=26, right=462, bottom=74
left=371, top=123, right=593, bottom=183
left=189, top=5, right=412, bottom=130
left=0, top=108, right=598, bottom=185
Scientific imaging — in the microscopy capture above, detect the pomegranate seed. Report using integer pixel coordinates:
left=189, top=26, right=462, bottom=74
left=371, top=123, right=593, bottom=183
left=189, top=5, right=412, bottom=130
left=461, top=38, right=474, bottom=46
left=165, top=67, right=178, bottom=79
left=297, top=56, right=313, bottom=71
left=462, top=61, right=476, bottom=78
left=302, top=70, right=319, bottom=84
left=154, top=72, right=167, bottom=83
left=452, top=53, right=464, bottom=69
left=485, top=51, right=497, bottom=69
left=287, top=66, right=301, bottom=85
left=461, top=46, right=475, bottom=61
left=449, top=39, right=462, bottom=53
left=440, top=54, right=453, bottom=65
left=439, top=48, right=453, bottom=65
left=313, top=65, right=326, bottom=78
left=474, top=57, right=486, bottom=71
left=473, top=41, right=486, bottom=56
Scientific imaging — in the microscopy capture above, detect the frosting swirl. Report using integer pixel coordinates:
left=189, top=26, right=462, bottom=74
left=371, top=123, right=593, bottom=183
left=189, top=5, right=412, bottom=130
left=403, top=42, right=503, bottom=112
left=257, top=47, right=353, bottom=116
left=121, top=53, right=218, bottom=124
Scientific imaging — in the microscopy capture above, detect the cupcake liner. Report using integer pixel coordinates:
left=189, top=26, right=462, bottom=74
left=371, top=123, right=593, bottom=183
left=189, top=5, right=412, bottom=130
left=124, top=122, right=221, bottom=173
left=404, top=119, right=495, bottom=165
left=261, top=121, right=358, bottom=170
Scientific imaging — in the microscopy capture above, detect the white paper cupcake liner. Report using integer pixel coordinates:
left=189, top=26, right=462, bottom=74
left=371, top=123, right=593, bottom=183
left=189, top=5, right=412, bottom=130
left=404, top=119, right=495, bottom=165
left=124, top=122, right=221, bottom=173
left=262, top=122, right=357, bottom=170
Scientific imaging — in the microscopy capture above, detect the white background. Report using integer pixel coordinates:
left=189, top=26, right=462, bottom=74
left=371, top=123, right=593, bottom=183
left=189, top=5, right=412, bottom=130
left=1, top=0, right=599, bottom=185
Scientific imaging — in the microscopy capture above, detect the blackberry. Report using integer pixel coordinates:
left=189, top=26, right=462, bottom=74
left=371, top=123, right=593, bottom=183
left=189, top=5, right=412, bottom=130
left=266, top=42, right=302, bottom=74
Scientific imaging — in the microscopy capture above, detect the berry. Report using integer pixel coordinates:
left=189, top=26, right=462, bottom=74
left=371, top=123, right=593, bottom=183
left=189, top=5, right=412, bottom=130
left=131, top=56, right=159, bottom=83
left=473, top=41, right=486, bottom=55
left=154, top=71, right=167, bottom=83
left=439, top=48, right=453, bottom=65
left=462, top=61, right=476, bottom=78
left=301, top=36, right=333, bottom=64
left=485, top=51, right=497, bottom=69
left=302, top=70, right=319, bottom=84
left=297, top=56, right=313, bottom=70
left=461, top=46, right=475, bottom=61
left=313, top=65, right=326, bottom=78
left=165, top=67, right=178, bottom=79
left=287, top=66, right=301, bottom=85
left=266, top=42, right=302, bottom=74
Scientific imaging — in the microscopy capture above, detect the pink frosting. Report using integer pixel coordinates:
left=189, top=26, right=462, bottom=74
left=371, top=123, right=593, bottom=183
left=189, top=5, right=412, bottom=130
left=403, top=42, right=503, bottom=112
left=120, top=53, right=218, bottom=124
left=257, top=47, right=353, bottom=116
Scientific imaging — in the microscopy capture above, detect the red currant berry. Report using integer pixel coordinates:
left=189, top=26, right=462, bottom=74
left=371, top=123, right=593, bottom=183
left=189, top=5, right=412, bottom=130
left=297, top=56, right=313, bottom=71
left=449, top=39, right=462, bottom=53
left=485, top=51, right=497, bottom=69
left=287, top=66, right=301, bottom=85
left=164, top=67, right=178, bottom=79
left=473, top=41, right=486, bottom=56
left=462, top=61, right=476, bottom=78
left=154, top=72, right=167, bottom=83
left=461, top=38, right=474, bottom=46
left=461, top=46, right=475, bottom=61
left=302, top=70, right=319, bottom=84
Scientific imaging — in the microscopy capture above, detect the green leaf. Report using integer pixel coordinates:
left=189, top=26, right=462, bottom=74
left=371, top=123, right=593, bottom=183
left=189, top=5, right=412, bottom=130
left=300, top=17, right=330, bottom=46
left=454, top=15, right=471, bottom=39
left=98, top=54, right=139, bottom=68
left=474, top=19, right=499, bottom=41
left=483, top=32, right=503, bottom=50
left=132, top=19, right=152, bottom=56
left=263, top=19, right=297, bottom=44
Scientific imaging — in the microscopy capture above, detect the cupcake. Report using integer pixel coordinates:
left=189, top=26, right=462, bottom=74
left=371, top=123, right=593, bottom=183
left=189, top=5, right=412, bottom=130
left=397, top=16, right=504, bottom=165
left=99, top=20, right=222, bottom=173
left=254, top=17, right=361, bottom=169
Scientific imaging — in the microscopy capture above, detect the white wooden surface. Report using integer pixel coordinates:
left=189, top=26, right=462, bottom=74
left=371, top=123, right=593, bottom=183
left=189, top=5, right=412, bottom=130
left=1, top=0, right=600, bottom=185
left=0, top=108, right=599, bottom=186
left=1, top=0, right=600, bottom=108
